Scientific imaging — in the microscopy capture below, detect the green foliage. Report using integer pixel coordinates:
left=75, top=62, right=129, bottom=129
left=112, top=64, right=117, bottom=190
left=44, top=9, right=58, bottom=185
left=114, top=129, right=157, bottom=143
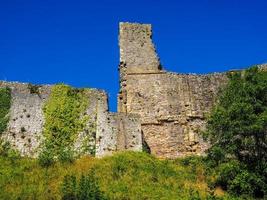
left=229, top=170, right=265, bottom=197
left=206, top=66, right=267, bottom=166
left=61, top=175, right=77, bottom=200
left=39, top=84, right=92, bottom=166
left=27, top=83, right=41, bottom=95
left=205, top=66, right=267, bottom=198
left=214, top=160, right=243, bottom=190
left=61, top=171, right=106, bottom=200
left=0, top=139, right=20, bottom=162
left=0, top=151, right=241, bottom=200
left=89, top=152, right=211, bottom=199
left=38, top=146, right=55, bottom=167
left=213, top=161, right=265, bottom=198
left=0, top=87, right=11, bottom=134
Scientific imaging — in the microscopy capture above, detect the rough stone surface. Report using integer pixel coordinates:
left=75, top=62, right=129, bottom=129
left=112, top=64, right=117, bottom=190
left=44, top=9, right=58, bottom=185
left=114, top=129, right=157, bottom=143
left=0, top=82, right=50, bottom=157
left=0, top=81, right=142, bottom=157
left=96, top=112, right=142, bottom=157
left=118, top=22, right=229, bottom=158
left=1, top=22, right=265, bottom=159
left=122, top=72, right=228, bottom=158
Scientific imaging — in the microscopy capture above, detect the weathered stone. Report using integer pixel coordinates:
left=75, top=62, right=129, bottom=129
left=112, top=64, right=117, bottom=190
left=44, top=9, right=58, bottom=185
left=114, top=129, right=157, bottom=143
left=118, top=22, right=228, bottom=158
left=0, top=81, right=142, bottom=157
left=1, top=22, right=266, bottom=159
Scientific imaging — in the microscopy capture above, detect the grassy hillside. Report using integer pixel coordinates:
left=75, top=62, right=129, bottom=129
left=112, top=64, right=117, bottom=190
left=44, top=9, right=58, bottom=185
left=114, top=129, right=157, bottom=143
left=0, top=151, right=241, bottom=200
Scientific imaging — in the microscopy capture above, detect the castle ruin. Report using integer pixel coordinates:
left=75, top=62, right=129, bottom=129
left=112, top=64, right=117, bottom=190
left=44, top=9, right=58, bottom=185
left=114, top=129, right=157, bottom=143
left=1, top=22, right=266, bottom=159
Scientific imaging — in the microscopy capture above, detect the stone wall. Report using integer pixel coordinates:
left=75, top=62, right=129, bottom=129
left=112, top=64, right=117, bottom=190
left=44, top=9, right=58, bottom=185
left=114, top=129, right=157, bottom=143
left=118, top=22, right=229, bottom=158
left=96, top=112, right=142, bottom=156
left=0, top=82, right=50, bottom=157
left=0, top=81, right=142, bottom=157
left=1, top=22, right=265, bottom=159
left=122, top=72, right=228, bottom=158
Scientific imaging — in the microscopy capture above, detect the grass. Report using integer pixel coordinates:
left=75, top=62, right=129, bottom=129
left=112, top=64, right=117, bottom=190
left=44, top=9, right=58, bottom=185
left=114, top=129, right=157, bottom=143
left=0, top=151, right=241, bottom=200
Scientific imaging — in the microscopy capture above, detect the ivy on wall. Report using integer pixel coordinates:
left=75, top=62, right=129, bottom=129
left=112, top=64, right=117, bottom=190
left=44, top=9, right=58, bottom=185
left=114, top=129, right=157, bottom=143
left=39, top=84, right=95, bottom=166
left=0, top=87, right=11, bottom=134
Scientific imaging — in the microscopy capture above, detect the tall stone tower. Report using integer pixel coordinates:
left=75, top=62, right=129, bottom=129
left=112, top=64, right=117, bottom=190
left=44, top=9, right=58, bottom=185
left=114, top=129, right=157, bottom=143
left=118, top=22, right=228, bottom=158
left=118, top=22, right=162, bottom=113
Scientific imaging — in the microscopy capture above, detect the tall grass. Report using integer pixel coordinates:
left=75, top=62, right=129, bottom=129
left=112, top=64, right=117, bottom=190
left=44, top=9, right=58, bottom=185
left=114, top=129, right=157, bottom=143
left=0, top=152, right=240, bottom=200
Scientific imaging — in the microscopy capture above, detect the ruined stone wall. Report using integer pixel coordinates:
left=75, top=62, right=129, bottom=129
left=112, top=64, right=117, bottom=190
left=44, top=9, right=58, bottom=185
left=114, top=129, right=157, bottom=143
left=2, top=22, right=265, bottom=159
left=96, top=112, right=142, bottom=156
left=123, top=72, right=228, bottom=158
left=0, top=82, right=50, bottom=157
left=0, top=81, right=142, bottom=157
left=118, top=22, right=228, bottom=158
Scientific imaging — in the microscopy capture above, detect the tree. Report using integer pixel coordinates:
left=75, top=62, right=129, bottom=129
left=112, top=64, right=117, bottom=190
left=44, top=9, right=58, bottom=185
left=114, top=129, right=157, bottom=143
left=205, top=66, right=267, bottom=197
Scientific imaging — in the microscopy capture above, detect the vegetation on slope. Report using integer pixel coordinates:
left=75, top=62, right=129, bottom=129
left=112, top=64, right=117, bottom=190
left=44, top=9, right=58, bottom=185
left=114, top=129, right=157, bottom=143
left=0, top=87, right=11, bottom=134
left=1, top=66, right=266, bottom=199
left=204, top=66, right=267, bottom=198
left=0, top=149, right=240, bottom=200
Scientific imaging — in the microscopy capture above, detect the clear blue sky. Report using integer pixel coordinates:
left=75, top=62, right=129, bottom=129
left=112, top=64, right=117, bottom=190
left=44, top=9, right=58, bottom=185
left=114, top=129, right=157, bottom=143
left=1, top=0, right=267, bottom=111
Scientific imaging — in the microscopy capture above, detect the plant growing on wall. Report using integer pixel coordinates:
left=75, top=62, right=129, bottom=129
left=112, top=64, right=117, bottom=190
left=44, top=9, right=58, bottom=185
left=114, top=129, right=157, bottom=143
left=39, top=84, right=95, bottom=166
left=0, top=87, right=11, bottom=134
left=27, top=83, right=41, bottom=95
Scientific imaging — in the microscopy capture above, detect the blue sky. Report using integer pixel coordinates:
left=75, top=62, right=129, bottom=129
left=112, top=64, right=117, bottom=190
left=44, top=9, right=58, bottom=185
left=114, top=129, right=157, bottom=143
left=1, top=0, right=267, bottom=111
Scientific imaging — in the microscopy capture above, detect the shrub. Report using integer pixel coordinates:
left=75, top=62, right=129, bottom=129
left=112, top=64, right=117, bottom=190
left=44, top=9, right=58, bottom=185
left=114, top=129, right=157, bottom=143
left=0, top=87, right=11, bottom=134
left=205, top=146, right=226, bottom=167
left=27, top=83, right=41, bottom=95
left=215, top=160, right=266, bottom=198
left=0, top=140, right=20, bottom=163
left=61, top=175, right=77, bottom=200
left=58, top=148, right=75, bottom=164
left=61, top=171, right=106, bottom=200
left=215, top=160, right=243, bottom=190
left=205, top=66, right=267, bottom=198
left=229, top=171, right=265, bottom=197
left=38, top=148, right=55, bottom=167
left=205, top=66, right=267, bottom=169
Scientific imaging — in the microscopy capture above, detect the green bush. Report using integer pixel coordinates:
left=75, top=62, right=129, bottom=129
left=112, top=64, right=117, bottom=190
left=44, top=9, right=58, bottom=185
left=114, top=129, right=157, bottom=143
left=61, top=175, right=77, bottom=200
left=215, top=160, right=266, bottom=198
left=206, top=66, right=267, bottom=169
left=90, top=152, right=207, bottom=199
left=38, top=147, right=55, bottom=167
left=180, top=155, right=204, bottom=167
left=61, top=171, right=106, bottom=200
left=0, top=87, right=11, bottom=134
left=215, top=160, right=243, bottom=190
left=229, top=171, right=265, bottom=197
left=58, top=148, right=75, bottom=164
left=205, top=146, right=226, bottom=167
left=205, top=66, right=267, bottom=198
left=27, top=83, right=41, bottom=95
left=0, top=140, right=20, bottom=166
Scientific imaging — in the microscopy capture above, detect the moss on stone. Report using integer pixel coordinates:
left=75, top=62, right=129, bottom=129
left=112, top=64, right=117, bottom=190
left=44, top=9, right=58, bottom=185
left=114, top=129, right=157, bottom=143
left=0, top=87, right=11, bottom=134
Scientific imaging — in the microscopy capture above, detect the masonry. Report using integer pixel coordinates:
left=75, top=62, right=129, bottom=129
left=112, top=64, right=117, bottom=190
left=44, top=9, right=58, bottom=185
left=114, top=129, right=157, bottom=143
left=118, top=22, right=267, bottom=158
left=0, top=81, right=142, bottom=157
left=1, top=22, right=266, bottom=159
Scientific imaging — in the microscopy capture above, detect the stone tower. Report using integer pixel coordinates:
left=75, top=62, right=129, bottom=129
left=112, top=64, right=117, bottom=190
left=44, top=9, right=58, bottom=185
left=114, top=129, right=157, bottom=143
left=118, top=22, right=228, bottom=158
left=118, top=22, right=162, bottom=113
